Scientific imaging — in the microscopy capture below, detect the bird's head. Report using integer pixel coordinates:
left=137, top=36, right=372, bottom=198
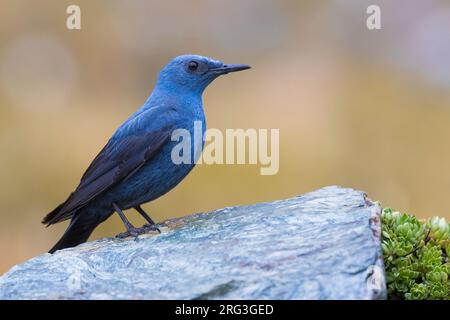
left=156, top=54, right=250, bottom=95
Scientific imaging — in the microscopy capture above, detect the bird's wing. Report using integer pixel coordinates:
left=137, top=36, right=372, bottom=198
left=43, top=107, right=177, bottom=226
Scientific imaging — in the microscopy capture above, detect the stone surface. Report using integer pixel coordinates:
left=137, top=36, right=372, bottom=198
left=0, top=186, right=386, bottom=299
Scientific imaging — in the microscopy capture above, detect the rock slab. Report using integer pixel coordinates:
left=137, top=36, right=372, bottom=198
left=0, top=186, right=386, bottom=299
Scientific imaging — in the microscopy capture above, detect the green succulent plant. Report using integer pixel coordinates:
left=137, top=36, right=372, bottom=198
left=381, top=208, right=449, bottom=300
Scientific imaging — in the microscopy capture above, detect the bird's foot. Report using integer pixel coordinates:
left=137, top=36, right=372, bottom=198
left=115, top=224, right=161, bottom=239
left=142, top=223, right=161, bottom=234
left=115, top=226, right=148, bottom=239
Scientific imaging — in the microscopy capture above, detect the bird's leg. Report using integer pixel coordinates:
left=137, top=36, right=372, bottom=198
left=113, top=203, right=149, bottom=238
left=134, top=206, right=161, bottom=234
left=134, top=205, right=155, bottom=225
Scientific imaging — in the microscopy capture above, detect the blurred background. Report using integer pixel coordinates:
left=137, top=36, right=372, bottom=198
left=1, top=0, right=450, bottom=273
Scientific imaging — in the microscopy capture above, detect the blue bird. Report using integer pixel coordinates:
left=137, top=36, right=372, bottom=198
left=43, top=55, right=250, bottom=253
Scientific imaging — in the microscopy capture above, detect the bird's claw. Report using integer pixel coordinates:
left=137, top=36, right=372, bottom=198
left=115, top=227, right=146, bottom=239
left=115, top=225, right=160, bottom=239
left=143, top=223, right=161, bottom=234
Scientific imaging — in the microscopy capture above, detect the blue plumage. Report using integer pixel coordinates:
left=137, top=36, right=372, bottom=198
left=43, top=55, right=250, bottom=253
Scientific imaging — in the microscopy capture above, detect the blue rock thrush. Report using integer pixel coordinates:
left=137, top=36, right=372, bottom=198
left=43, top=55, right=250, bottom=253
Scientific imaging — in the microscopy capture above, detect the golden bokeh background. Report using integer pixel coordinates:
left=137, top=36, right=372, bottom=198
left=1, top=0, right=450, bottom=273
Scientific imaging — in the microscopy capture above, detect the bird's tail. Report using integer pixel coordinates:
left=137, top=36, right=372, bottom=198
left=49, top=213, right=98, bottom=254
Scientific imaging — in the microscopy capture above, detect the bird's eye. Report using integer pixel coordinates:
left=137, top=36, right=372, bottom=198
left=188, top=61, right=199, bottom=71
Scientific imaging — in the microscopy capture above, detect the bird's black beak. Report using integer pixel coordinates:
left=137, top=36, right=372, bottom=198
left=210, top=64, right=251, bottom=75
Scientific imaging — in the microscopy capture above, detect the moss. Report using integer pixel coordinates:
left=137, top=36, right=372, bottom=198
left=381, top=208, right=449, bottom=299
